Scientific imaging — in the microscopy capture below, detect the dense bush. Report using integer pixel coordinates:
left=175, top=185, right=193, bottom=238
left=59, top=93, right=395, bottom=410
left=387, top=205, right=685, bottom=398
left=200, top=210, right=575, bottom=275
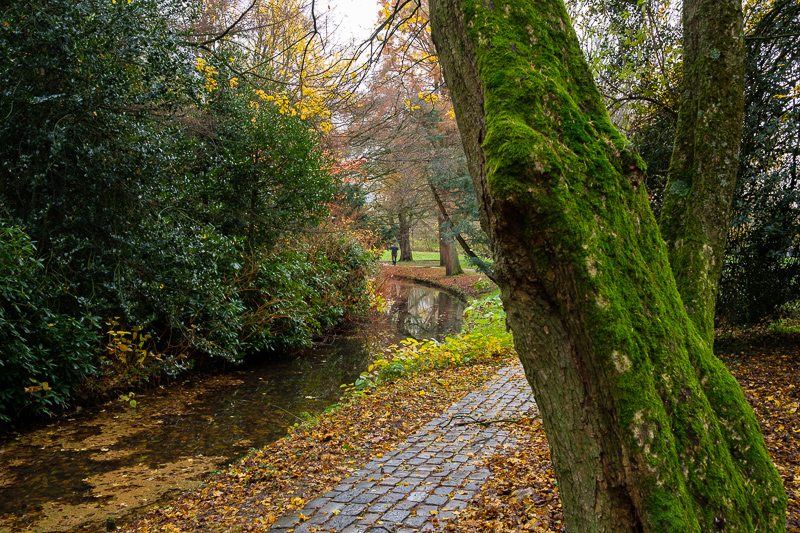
left=0, top=220, right=99, bottom=421
left=0, top=0, right=373, bottom=422
left=715, top=0, right=800, bottom=324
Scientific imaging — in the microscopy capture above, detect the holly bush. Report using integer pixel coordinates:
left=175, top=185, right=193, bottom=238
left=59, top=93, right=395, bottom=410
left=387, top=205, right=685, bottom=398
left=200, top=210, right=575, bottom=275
left=0, top=0, right=371, bottom=422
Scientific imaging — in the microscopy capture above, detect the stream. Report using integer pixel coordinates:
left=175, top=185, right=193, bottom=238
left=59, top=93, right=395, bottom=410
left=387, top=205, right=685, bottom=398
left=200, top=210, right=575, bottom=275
left=0, top=277, right=466, bottom=533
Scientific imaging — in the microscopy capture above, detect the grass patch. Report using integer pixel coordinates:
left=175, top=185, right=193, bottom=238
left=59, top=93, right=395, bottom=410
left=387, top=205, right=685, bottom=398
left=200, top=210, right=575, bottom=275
left=345, top=294, right=513, bottom=394
left=767, top=318, right=800, bottom=336
left=378, top=250, right=470, bottom=263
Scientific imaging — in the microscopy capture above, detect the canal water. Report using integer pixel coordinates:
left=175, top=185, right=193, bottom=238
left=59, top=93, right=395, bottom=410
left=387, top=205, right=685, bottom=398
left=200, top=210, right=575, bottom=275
left=0, top=278, right=466, bottom=532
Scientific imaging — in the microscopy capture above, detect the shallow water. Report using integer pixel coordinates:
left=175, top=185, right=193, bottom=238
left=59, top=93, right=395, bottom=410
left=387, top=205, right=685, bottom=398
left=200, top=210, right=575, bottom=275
left=0, top=279, right=465, bottom=532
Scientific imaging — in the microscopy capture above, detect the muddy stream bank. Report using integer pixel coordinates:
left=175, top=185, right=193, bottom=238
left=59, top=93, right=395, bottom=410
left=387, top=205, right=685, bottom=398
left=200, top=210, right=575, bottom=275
left=0, top=278, right=466, bottom=532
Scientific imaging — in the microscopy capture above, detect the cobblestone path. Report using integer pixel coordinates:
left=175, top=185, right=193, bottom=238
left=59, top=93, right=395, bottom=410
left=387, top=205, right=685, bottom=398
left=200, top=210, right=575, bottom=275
left=269, top=364, right=535, bottom=533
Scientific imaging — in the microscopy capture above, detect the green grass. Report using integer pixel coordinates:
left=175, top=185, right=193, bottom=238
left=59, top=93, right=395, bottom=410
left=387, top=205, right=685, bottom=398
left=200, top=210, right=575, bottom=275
left=379, top=250, right=468, bottom=263
left=767, top=318, right=800, bottom=335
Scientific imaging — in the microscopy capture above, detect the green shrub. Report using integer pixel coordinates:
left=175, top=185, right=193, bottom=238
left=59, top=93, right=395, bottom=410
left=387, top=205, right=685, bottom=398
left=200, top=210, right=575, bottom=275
left=343, top=293, right=513, bottom=395
left=0, top=221, right=99, bottom=421
left=0, top=0, right=375, bottom=421
left=243, top=232, right=375, bottom=354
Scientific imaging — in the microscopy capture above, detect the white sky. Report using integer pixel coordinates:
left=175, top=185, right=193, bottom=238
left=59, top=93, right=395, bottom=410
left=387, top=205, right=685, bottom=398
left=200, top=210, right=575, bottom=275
left=326, top=0, right=382, bottom=43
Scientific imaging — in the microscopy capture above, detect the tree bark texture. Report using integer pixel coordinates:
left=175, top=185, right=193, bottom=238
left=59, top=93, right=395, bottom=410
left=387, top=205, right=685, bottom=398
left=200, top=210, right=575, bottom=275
left=443, top=231, right=464, bottom=276
left=430, top=181, right=488, bottom=272
left=398, top=209, right=414, bottom=261
left=660, top=0, right=745, bottom=345
left=436, top=196, right=465, bottom=275
left=429, top=0, right=786, bottom=531
left=439, top=211, right=448, bottom=266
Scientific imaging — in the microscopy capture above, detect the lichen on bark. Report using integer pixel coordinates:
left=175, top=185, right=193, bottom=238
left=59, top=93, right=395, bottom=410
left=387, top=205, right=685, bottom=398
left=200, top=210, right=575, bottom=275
left=660, top=0, right=746, bottom=346
left=429, top=0, right=787, bottom=530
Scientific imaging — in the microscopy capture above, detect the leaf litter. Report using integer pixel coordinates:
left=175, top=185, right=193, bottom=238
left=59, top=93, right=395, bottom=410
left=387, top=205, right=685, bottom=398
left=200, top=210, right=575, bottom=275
left=441, top=326, right=800, bottom=532
left=120, top=354, right=513, bottom=532
left=113, top=288, right=800, bottom=533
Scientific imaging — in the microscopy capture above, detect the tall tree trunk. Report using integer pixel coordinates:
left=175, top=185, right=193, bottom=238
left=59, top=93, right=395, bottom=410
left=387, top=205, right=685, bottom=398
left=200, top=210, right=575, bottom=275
left=429, top=0, right=786, bottom=531
left=430, top=181, right=493, bottom=280
left=441, top=228, right=464, bottom=276
left=445, top=238, right=463, bottom=276
left=438, top=212, right=448, bottom=266
left=398, top=209, right=413, bottom=261
left=438, top=203, right=465, bottom=275
left=659, top=0, right=746, bottom=345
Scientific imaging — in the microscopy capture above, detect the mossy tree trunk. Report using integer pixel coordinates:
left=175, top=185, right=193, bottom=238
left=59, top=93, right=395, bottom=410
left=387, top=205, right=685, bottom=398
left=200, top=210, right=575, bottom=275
left=660, top=0, right=745, bottom=345
left=429, top=0, right=786, bottom=531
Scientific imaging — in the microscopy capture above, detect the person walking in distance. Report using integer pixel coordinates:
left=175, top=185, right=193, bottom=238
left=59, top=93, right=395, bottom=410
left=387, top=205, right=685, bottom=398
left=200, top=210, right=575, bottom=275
left=390, top=243, right=399, bottom=266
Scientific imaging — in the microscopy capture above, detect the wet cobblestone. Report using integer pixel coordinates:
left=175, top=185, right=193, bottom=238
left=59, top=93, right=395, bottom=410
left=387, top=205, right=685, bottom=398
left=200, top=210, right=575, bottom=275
left=268, top=365, right=534, bottom=532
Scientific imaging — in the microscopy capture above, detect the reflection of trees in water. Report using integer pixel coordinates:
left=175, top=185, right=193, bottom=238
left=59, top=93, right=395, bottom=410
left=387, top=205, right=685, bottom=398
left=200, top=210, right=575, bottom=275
left=384, top=281, right=465, bottom=340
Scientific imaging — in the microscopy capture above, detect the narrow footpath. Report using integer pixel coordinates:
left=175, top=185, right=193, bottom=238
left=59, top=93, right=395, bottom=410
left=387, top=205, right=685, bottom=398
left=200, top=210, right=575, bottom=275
left=268, top=364, right=535, bottom=533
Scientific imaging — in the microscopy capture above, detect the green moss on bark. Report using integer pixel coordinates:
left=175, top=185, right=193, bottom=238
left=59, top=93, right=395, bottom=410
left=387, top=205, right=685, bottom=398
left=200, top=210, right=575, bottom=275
left=660, top=0, right=746, bottom=345
left=430, top=0, right=787, bottom=530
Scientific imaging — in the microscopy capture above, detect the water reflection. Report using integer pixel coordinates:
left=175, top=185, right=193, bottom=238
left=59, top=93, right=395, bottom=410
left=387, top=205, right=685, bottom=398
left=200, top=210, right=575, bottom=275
left=383, top=280, right=466, bottom=340
left=0, top=279, right=465, bottom=532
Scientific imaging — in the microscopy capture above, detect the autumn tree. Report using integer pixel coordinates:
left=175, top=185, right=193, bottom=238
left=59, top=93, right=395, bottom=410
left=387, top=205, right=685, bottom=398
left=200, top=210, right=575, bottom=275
left=341, top=45, right=433, bottom=263
left=429, top=0, right=786, bottom=531
left=342, top=0, right=490, bottom=272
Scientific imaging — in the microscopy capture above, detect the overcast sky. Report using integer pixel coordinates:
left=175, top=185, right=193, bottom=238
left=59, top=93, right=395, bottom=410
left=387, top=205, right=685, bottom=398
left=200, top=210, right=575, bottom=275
left=326, top=0, right=382, bottom=43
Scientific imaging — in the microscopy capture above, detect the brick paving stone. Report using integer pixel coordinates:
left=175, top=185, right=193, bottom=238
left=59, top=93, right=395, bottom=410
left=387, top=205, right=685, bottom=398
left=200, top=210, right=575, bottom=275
left=407, top=491, right=429, bottom=502
left=352, top=491, right=380, bottom=504
left=395, top=499, right=417, bottom=510
left=382, top=509, right=411, bottom=523
left=341, top=526, right=369, bottom=533
left=365, top=485, right=392, bottom=495
left=403, top=513, right=430, bottom=527
left=304, top=512, right=331, bottom=526
left=434, top=486, right=456, bottom=496
left=424, top=494, right=449, bottom=505
left=270, top=515, right=300, bottom=529
left=267, top=364, right=534, bottom=532
left=332, top=488, right=363, bottom=503
left=304, top=497, right=329, bottom=509
left=368, top=502, right=392, bottom=513
left=398, top=484, right=420, bottom=494
left=444, top=499, right=470, bottom=510
left=318, top=501, right=346, bottom=514
left=342, top=503, right=368, bottom=515
left=416, top=505, right=439, bottom=515
left=326, top=513, right=359, bottom=530
left=377, top=491, right=405, bottom=504
left=357, top=514, right=382, bottom=526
